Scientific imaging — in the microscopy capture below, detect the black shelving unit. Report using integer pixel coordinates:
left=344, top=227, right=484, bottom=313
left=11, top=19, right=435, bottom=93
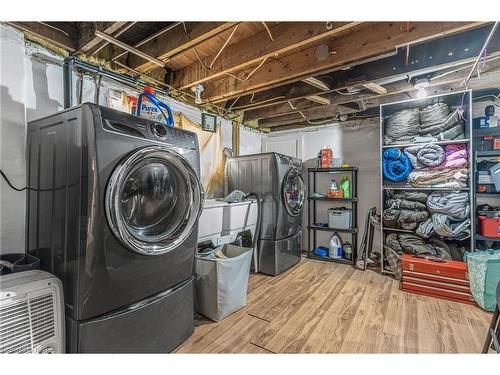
left=471, top=89, right=500, bottom=248
left=307, top=167, right=358, bottom=266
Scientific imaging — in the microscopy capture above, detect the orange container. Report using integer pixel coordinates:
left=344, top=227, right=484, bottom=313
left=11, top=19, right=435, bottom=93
left=478, top=216, right=500, bottom=238
left=320, top=147, right=333, bottom=168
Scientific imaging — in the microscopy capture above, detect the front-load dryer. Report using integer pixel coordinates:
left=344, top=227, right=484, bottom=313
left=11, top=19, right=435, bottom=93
left=26, top=103, right=204, bottom=353
left=226, top=152, right=305, bottom=276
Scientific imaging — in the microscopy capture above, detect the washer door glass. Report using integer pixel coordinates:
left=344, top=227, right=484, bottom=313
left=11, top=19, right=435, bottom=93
left=106, top=146, right=203, bottom=255
left=282, top=168, right=305, bottom=216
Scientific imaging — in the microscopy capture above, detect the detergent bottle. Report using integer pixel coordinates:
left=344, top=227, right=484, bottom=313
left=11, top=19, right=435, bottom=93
left=340, top=176, right=351, bottom=198
left=136, top=86, right=174, bottom=127
left=328, top=232, right=342, bottom=259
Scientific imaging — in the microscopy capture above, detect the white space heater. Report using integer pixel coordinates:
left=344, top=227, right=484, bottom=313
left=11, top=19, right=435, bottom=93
left=0, top=270, right=65, bottom=353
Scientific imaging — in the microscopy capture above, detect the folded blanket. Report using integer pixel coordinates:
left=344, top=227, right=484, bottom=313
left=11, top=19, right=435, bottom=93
left=383, top=148, right=413, bottom=182
left=384, top=108, right=420, bottom=144
left=404, top=143, right=445, bottom=169
left=426, top=191, right=470, bottom=219
left=408, top=167, right=468, bottom=188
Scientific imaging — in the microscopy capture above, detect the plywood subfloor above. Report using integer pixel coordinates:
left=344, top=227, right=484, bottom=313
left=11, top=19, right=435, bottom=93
left=175, top=257, right=492, bottom=354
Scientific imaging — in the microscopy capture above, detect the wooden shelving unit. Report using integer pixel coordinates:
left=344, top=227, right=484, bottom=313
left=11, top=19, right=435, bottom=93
left=307, top=167, right=358, bottom=266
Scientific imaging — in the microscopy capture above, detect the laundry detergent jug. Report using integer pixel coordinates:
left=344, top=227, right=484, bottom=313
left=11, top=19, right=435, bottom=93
left=136, top=86, right=174, bottom=126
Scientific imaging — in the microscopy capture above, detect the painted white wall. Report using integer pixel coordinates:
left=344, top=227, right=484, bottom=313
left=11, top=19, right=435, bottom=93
left=0, top=24, right=29, bottom=254
left=239, top=126, right=264, bottom=155
left=0, top=24, right=260, bottom=254
left=266, top=120, right=382, bottom=253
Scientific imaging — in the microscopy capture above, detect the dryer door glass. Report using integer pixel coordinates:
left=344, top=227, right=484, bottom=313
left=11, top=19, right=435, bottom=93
left=282, top=168, right=305, bottom=217
left=106, top=146, right=203, bottom=255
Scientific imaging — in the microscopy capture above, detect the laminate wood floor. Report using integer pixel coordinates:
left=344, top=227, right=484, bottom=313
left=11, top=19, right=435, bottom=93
left=175, top=257, right=492, bottom=354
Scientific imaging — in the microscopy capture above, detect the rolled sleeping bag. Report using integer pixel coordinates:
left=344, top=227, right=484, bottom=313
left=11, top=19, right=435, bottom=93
left=382, top=148, right=413, bottom=182
left=426, top=191, right=470, bottom=219
left=403, top=143, right=445, bottom=169
left=431, top=213, right=471, bottom=240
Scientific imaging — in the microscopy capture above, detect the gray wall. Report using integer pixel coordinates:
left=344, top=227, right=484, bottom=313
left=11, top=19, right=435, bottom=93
left=264, top=119, right=382, bottom=254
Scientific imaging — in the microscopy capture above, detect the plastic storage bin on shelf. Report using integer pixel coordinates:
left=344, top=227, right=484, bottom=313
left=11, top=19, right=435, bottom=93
left=328, top=208, right=352, bottom=229
left=198, top=199, right=229, bottom=245
left=478, top=216, right=500, bottom=238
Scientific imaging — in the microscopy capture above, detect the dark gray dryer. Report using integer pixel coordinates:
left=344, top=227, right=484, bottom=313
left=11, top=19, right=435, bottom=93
left=226, top=152, right=305, bottom=275
left=26, top=103, right=204, bottom=353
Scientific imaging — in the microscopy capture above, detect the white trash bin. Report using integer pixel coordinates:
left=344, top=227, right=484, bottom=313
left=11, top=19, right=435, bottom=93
left=195, top=244, right=253, bottom=321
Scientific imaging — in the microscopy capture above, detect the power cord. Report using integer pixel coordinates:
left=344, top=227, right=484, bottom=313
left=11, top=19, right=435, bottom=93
left=0, top=169, right=26, bottom=192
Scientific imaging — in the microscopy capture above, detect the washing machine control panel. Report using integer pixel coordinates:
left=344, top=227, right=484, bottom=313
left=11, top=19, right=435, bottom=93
left=149, top=122, right=197, bottom=149
left=98, top=105, right=197, bottom=149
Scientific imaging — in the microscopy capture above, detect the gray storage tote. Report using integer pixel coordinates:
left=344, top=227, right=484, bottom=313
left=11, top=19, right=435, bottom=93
left=195, top=244, right=253, bottom=321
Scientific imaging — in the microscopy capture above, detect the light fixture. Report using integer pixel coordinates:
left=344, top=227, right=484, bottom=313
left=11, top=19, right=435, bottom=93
left=414, top=78, right=430, bottom=99
left=191, top=84, right=204, bottom=104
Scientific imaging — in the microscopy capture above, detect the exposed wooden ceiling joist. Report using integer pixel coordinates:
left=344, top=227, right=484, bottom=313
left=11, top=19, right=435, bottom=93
left=261, top=60, right=500, bottom=129
left=7, top=21, right=77, bottom=51
left=302, top=76, right=331, bottom=91
left=243, top=28, right=500, bottom=122
left=77, top=22, right=128, bottom=52
left=268, top=117, right=377, bottom=133
left=201, top=22, right=487, bottom=103
left=305, top=95, right=331, bottom=105
left=362, top=82, right=387, bottom=94
left=171, top=21, right=363, bottom=90
left=126, top=22, right=238, bottom=72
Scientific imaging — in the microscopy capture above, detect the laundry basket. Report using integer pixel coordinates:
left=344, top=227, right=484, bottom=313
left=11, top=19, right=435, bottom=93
left=195, top=244, right=253, bottom=321
left=195, top=192, right=262, bottom=321
left=464, top=249, right=500, bottom=311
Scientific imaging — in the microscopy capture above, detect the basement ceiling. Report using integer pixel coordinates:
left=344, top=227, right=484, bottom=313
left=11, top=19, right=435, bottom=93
left=6, top=21, right=500, bottom=132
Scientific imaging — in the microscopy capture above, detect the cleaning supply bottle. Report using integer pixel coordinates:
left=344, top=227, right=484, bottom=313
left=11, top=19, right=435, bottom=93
left=136, top=86, right=174, bottom=127
left=328, top=232, right=342, bottom=259
left=340, top=176, right=351, bottom=198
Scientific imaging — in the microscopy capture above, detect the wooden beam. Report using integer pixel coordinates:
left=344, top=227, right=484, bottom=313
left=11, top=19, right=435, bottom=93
left=302, top=76, right=330, bottom=91
left=202, top=22, right=486, bottom=103
left=172, top=22, right=363, bottom=90
left=77, top=22, right=127, bottom=52
left=362, top=82, right=387, bottom=94
left=267, top=117, right=377, bottom=133
left=259, top=62, right=500, bottom=128
left=126, top=22, right=237, bottom=72
left=7, top=22, right=76, bottom=51
left=95, top=30, right=166, bottom=68
left=305, top=95, right=331, bottom=105
left=243, top=51, right=500, bottom=121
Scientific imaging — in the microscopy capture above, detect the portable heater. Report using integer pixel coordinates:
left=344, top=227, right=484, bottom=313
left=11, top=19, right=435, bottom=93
left=0, top=270, right=65, bottom=353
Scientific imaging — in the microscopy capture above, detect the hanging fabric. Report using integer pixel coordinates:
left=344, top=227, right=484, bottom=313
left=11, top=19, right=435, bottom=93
left=174, top=112, right=225, bottom=198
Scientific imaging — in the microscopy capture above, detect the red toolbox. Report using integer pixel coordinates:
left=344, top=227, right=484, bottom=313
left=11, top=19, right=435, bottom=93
left=401, top=254, right=477, bottom=305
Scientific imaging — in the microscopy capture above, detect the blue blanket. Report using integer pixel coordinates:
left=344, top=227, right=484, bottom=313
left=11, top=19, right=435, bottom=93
left=383, top=148, right=413, bottom=182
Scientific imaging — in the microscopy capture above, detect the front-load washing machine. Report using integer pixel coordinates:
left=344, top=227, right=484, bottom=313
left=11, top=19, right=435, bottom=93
left=226, top=152, right=305, bottom=275
left=26, top=103, right=204, bottom=353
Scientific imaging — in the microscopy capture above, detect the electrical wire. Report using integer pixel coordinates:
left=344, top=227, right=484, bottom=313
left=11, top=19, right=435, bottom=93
left=1, top=170, right=26, bottom=191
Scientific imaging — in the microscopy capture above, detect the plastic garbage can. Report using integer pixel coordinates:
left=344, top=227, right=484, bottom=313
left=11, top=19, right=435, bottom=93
left=195, top=244, right=254, bottom=322
left=0, top=253, right=40, bottom=276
